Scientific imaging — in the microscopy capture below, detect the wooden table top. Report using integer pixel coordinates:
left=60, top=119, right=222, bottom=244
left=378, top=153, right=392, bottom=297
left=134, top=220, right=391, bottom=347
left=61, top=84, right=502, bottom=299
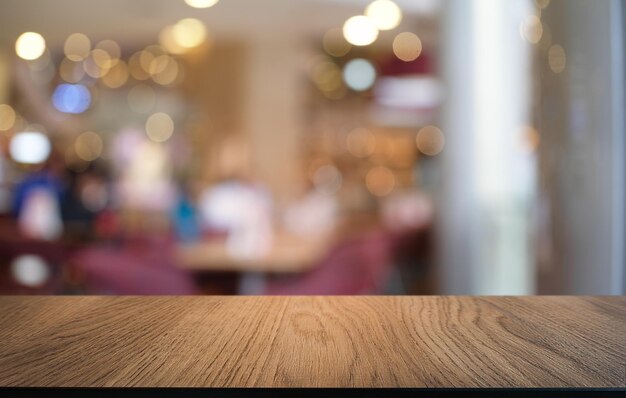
left=0, top=296, right=624, bottom=388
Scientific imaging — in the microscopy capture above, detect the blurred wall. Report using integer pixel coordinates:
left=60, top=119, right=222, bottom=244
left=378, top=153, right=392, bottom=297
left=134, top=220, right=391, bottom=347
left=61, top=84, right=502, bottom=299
left=179, top=37, right=306, bottom=208
left=244, top=37, right=306, bottom=207
left=182, top=41, right=247, bottom=185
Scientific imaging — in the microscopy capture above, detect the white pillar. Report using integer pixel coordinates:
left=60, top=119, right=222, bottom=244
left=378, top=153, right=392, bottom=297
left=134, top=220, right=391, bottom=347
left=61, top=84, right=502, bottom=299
left=438, top=0, right=535, bottom=294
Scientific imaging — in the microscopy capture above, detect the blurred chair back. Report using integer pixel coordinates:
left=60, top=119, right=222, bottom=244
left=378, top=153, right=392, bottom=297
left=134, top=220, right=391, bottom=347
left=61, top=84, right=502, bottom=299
left=71, top=235, right=198, bottom=295
left=264, top=229, right=394, bottom=295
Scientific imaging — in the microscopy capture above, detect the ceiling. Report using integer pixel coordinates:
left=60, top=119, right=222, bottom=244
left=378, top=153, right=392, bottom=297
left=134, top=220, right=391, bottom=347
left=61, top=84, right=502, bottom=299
left=0, top=0, right=439, bottom=50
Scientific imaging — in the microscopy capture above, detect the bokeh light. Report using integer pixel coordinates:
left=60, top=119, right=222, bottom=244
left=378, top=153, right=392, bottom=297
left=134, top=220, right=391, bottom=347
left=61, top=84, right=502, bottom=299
left=520, top=15, right=543, bottom=44
left=308, top=55, right=347, bottom=99
left=548, top=44, right=566, bottom=73
left=145, top=112, right=175, bottom=142
left=10, top=130, right=51, bottom=164
left=313, top=164, right=343, bottom=195
left=101, top=60, right=129, bottom=88
left=151, top=57, right=180, bottom=86
left=343, top=58, right=376, bottom=91
left=172, top=18, right=208, bottom=49
left=159, top=25, right=187, bottom=55
left=346, top=127, right=375, bottom=158
left=10, top=255, right=50, bottom=287
left=52, top=83, right=91, bottom=114
left=140, top=45, right=166, bottom=73
left=95, top=39, right=121, bottom=68
left=59, top=58, right=86, bottom=83
left=392, top=32, right=422, bottom=62
left=365, top=0, right=402, bottom=31
left=0, top=104, right=16, bottom=131
left=416, top=125, right=445, bottom=156
left=129, top=51, right=151, bottom=80
left=323, top=28, right=351, bottom=57
left=184, top=0, right=219, bottom=8
left=91, top=49, right=113, bottom=70
left=343, top=16, right=379, bottom=46
left=83, top=50, right=110, bottom=78
left=64, top=33, right=91, bottom=62
left=15, top=32, right=46, bottom=60
left=312, top=60, right=343, bottom=94
left=366, top=166, right=395, bottom=196
left=148, top=54, right=169, bottom=76
left=75, top=131, right=103, bottom=161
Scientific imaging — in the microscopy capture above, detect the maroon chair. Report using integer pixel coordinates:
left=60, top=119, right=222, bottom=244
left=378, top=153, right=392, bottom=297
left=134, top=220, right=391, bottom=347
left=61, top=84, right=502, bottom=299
left=71, top=236, right=199, bottom=295
left=264, top=229, right=394, bottom=295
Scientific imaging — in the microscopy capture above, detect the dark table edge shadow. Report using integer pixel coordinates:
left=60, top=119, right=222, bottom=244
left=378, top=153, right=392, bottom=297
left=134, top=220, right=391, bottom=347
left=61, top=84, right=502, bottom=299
left=1, top=387, right=624, bottom=398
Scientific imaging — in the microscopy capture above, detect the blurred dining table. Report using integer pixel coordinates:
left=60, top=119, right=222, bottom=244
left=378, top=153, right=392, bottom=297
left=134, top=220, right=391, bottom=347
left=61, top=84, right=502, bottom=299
left=174, top=231, right=330, bottom=274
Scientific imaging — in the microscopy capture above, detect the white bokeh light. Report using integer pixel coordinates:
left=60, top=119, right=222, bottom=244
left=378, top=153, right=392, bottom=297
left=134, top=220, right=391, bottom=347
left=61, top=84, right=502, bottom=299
left=10, top=131, right=51, bottom=164
left=11, top=255, right=50, bottom=287
left=184, top=0, right=219, bottom=8
left=343, top=58, right=377, bottom=91
left=172, top=18, right=207, bottom=49
left=365, top=0, right=402, bottom=31
left=15, top=32, right=46, bottom=60
left=343, top=16, right=379, bottom=46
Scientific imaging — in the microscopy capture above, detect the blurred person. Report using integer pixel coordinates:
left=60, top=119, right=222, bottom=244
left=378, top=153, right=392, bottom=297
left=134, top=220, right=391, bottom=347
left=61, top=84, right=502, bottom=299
left=380, top=189, right=433, bottom=233
left=380, top=189, right=435, bottom=294
left=198, top=176, right=273, bottom=260
left=112, top=129, right=176, bottom=210
left=111, top=128, right=177, bottom=238
left=60, top=162, right=110, bottom=242
left=283, top=182, right=338, bottom=238
left=171, top=182, right=200, bottom=243
left=12, top=152, right=64, bottom=240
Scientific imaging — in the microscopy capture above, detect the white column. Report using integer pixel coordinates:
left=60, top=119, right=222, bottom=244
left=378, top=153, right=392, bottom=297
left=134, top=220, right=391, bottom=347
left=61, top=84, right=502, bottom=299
left=438, top=0, right=535, bottom=294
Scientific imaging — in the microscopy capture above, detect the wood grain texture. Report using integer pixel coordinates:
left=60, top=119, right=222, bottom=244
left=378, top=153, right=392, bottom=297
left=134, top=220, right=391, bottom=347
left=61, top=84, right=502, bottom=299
left=0, top=296, right=624, bottom=388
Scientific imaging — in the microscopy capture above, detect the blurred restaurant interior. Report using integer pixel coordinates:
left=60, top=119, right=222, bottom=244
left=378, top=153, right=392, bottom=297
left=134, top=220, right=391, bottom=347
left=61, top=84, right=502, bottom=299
left=0, top=0, right=624, bottom=296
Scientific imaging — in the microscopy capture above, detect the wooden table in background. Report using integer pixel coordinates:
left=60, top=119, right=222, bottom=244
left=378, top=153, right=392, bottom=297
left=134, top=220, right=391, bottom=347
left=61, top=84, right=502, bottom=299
left=175, top=233, right=328, bottom=274
left=0, top=296, right=624, bottom=388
